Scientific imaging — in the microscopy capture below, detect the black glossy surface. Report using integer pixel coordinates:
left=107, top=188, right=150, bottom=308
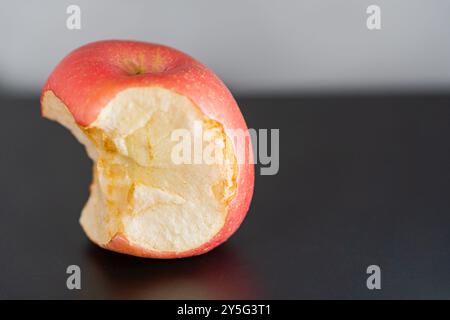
left=1, top=94, right=449, bottom=299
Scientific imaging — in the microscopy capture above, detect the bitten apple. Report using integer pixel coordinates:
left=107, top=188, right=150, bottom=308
left=41, top=40, right=254, bottom=258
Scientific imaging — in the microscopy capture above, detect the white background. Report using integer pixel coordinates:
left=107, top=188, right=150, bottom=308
left=1, top=0, right=450, bottom=95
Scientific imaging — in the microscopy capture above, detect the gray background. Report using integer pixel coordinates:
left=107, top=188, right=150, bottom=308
left=1, top=0, right=450, bottom=95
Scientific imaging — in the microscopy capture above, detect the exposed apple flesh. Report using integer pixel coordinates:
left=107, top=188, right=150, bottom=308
left=43, top=87, right=239, bottom=256
left=41, top=40, right=253, bottom=258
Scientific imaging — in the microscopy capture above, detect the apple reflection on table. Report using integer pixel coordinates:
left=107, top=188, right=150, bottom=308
left=82, top=242, right=263, bottom=299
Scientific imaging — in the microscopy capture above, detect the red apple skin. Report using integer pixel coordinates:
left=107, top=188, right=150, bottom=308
left=41, top=40, right=254, bottom=258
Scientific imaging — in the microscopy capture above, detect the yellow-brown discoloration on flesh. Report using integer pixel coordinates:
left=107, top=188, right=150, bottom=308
left=82, top=126, right=117, bottom=153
